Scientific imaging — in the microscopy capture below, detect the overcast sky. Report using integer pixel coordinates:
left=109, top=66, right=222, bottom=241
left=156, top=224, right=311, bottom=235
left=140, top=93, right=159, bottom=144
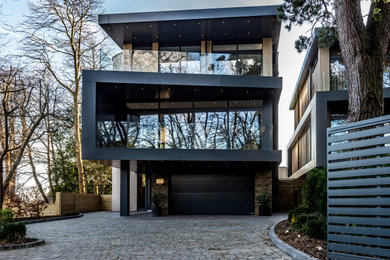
left=2, top=0, right=316, bottom=167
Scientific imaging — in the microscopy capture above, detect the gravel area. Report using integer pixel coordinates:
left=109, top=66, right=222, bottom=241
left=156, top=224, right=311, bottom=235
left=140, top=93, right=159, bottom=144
left=0, top=211, right=292, bottom=260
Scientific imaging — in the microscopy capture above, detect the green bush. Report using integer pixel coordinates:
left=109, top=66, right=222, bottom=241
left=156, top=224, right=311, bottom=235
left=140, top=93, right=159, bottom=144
left=288, top=168, right=327, bottom=240
left=302, top=168, right=327, bottom=215
left=0, top=209, right=27, bottom=243
left=0, top=208, right=13, bottom=225
left=0, top=222, right=27, bottom=242
left=303, top=212, right=327, bottom=239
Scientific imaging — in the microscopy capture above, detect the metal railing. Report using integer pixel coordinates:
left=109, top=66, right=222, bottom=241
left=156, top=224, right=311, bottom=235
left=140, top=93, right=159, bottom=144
left=327, top=114, right=390, bottom=259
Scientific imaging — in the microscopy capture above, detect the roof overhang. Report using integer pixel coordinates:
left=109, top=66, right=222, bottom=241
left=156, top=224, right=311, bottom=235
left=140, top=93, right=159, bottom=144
left=98, top=5, right=281, bottom=48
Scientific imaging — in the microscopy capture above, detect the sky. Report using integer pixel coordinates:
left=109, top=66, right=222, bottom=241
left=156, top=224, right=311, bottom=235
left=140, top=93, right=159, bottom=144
left=1, top=0, right=315, bottom=167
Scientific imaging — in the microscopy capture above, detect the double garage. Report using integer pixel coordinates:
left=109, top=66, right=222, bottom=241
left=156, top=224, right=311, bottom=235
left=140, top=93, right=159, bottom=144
left=170, top=171, right=254, bottom=215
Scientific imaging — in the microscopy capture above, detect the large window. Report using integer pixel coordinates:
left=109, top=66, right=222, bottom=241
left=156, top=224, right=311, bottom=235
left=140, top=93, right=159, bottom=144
left=96, top=99, right=267, bottom=150
left=330, top=54, right=390, bottom=90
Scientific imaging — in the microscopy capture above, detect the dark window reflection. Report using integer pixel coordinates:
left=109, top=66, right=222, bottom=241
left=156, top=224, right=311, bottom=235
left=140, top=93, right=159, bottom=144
left=97, top=100, right=268, bottom=150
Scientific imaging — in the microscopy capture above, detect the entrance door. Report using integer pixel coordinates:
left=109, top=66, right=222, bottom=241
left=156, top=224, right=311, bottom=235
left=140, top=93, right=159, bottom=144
left=137, top=173, right=151, bottom=210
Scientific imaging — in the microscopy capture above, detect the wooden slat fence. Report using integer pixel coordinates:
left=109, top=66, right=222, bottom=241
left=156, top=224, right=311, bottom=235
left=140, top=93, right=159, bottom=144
left=327, top=114, right=390, bottom=259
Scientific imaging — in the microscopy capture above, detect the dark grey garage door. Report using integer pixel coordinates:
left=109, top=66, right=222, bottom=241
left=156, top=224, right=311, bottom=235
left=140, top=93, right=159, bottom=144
left=170, top=173, right=254, bottom=214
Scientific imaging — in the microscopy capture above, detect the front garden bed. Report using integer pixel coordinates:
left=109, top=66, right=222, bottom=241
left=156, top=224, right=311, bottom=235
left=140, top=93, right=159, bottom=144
left=0, top=238, right=45, bottom=251
left=274, top=219, right=326, bottom=260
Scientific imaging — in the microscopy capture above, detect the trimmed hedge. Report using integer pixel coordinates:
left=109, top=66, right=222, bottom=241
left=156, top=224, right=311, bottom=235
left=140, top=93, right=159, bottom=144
left=0, top=209, right=27, bottom=243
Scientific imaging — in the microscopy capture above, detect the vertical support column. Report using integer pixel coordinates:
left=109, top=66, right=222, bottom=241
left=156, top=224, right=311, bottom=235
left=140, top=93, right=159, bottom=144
left=201, top=40, right=206, bottom=74
left=111, top=160, right=120, bottom=211
left=120, top=160, right=130, bottom=216
left=130, top=160, right=137, bottom=212
left=262, top=38, right=273, bottom=76
left=123, top=43, right=133, bottom=71
left=206, top=40, right=213, bottom=74
left=152, top=42, right=159, bottom=72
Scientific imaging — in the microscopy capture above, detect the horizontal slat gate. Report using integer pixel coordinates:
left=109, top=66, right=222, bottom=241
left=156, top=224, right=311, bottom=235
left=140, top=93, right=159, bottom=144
left=327, top=114, right=390, bottom=260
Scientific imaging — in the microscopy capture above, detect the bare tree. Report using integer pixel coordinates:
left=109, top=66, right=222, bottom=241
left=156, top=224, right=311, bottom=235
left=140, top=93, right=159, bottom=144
left=23, top=0, right=105, bottom=194
left=0, top=66, right=48, bottom=207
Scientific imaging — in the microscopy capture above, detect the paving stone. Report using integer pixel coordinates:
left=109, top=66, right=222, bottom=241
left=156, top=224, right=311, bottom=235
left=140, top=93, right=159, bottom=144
left=0, top=212, right=291, bottom=260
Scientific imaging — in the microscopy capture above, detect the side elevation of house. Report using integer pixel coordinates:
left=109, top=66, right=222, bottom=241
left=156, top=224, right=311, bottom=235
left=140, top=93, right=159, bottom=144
left=284, top=29, right=390, bottom=208
left=82, top=6, right=283, bottom=216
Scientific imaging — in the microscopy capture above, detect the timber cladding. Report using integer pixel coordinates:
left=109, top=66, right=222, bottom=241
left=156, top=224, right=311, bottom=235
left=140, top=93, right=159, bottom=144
left=56, top=192, right=112, bottom=216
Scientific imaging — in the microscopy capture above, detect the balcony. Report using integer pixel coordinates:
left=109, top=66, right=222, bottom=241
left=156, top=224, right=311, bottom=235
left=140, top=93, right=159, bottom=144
left=101, top=50, right=263, bottom=77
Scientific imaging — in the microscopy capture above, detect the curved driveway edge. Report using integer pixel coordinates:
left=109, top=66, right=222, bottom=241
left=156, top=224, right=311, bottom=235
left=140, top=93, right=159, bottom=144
left=23, top=213, right=83, bottom=225
left=0, top=239, right=45, bottom=251
left=269, top=219, right=319, bottom=260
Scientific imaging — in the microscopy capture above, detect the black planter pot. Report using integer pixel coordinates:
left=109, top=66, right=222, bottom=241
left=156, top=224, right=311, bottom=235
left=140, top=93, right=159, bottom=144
left=152, top=206, right=162, bottom=217
left=259, top=205, right=271, bottom=216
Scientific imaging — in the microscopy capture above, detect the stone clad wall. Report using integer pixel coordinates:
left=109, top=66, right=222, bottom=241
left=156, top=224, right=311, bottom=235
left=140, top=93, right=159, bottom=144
left=254, top=169, right=272, bottom=216
left=277, top=178, right=306, bottom=211
left=151, top=173, right=169, bottom=216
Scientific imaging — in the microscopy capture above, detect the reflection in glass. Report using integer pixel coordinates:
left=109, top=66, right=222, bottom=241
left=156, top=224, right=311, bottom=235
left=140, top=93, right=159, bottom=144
left=237, top=53, right=262, bottom=76
left=97, top=120, right=127, bottom=147
left=330, top=59, right=348, bottom=90
left=163, top=113, right=193, bottom=149
left=128, top=115, right=158, bottom=148
left=229, top=111, right=261, bottom=150
left=96, top=101, right=268, bottom=150
left=108, top=48, right=264, bottom=76
left=194, top=112, right=228, bottom=149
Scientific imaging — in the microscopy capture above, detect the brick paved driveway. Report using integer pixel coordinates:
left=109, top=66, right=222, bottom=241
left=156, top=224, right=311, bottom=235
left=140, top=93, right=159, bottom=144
left=1, top=212, right=291, bottom=260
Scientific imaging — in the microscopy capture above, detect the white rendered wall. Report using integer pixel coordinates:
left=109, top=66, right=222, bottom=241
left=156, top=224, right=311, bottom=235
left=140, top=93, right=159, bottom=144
left=111, top=160, right=137, bottom=212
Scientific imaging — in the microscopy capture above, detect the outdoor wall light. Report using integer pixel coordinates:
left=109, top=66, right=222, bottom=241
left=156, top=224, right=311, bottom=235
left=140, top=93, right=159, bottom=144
left=156, top=178, right=164, bottom=185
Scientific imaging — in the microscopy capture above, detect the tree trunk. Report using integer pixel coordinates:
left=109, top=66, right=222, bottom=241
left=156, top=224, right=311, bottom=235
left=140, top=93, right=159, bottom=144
left=28, top=145, right=49, bottom=203
left=45, top=115, right=55, bottom=201
left=74, top=95, right=85, bottom=194
left=93, top=174, right=98, bottom=195
left=334, top=0, right=390, bottom=122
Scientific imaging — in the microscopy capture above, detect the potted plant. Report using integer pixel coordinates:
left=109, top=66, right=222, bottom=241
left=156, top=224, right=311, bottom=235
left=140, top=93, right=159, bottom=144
left=152, top=191, right=165, bottom=217
left=257, top=191, right=271, bottom=216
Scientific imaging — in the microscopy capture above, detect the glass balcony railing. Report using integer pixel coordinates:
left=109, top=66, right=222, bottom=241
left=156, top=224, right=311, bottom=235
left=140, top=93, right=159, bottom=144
left=105, top=50, right=262, bottom=76
left=96, top=121, right=273, bottom=150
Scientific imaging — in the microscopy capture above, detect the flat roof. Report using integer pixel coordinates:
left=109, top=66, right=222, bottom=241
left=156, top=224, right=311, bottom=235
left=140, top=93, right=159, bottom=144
left=99, top=5, right=281, bottom=48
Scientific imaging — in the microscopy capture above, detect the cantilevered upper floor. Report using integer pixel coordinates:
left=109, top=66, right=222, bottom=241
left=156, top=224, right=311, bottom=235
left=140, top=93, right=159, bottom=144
left=82, top=6, right=282, bottom=163
left=98, top=5, right=281, bottom=77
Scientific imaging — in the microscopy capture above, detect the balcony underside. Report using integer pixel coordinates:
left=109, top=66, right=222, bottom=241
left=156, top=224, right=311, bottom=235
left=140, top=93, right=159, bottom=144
left=83, top=147, right=281, bottom=162
left=88, top=70, right=282, bottom=90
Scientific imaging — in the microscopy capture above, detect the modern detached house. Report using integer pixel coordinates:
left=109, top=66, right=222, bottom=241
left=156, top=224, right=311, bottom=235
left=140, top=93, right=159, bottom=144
left=285, top=29, right=390, bottom=207
left=82, top=6, right=282, bottom=216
